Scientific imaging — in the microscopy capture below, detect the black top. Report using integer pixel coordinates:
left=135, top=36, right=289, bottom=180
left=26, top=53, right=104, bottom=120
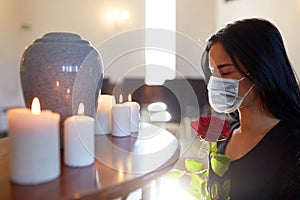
left=209, top=120, right=300, bottom=200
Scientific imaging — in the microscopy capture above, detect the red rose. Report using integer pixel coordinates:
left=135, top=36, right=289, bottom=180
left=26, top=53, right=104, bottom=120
left=191, top=116, right=230, bottom=142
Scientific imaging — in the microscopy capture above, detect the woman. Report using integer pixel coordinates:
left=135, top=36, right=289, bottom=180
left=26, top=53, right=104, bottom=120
left=202, top=18, right=300, bottom=199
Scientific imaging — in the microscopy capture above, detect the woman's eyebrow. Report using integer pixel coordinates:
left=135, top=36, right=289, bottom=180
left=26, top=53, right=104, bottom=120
left=216, top=63, right=234, bottom=69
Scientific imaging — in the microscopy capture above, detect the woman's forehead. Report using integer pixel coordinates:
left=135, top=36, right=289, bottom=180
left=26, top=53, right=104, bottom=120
left=208, top=42, right=248, bottom=73
left=209, top=43, right=232, bottom=66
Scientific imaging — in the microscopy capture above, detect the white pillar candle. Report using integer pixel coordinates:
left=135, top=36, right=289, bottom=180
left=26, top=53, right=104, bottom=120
left=8, top=97, right=60, bottom=185
left=123, top=94, right=140, bottom=132
left=64, top=103, right=95, bottom=167
left=112, top=94, right=131, bottom=137
left=95, top=94, right=116, bottom=135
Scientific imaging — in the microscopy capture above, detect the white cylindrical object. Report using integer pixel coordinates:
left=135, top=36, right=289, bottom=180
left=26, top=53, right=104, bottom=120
left=95, top=95, right=116, bottom=134
left=64, top=115, right=95, bottom=167
left=8, top=108, right=60, bottom=185
left=112, top=104, right=131, bottom=137
left=123, top=102, right=140, bottom=132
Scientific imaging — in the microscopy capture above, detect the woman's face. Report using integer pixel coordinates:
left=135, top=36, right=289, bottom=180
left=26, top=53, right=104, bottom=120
left=209, top=42, right=243, bottom=79
left=208, top=42, right=255, bottom=101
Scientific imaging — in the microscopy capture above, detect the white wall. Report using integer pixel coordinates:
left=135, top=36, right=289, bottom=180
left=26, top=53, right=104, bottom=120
left=0, top=0, right=24, bottom=108
left=176, top=0, right=215, bottom=79
left=215, top=0, right=300, bottom=78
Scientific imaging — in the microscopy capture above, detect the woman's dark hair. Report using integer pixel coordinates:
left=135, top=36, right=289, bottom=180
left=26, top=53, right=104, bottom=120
left=201, top=18, right=300, bottom=126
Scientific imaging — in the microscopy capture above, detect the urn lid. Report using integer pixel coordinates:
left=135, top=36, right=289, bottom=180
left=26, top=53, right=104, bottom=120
left=33, top=32, right=90, bottom=45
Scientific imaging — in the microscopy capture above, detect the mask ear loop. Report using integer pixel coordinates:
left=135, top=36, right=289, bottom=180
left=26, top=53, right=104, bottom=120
left=239, top=76, right=246, bottom=81
left=240, top=81, right=254, bottom=98
left=238, top=84, right=255, bottom=110
left=241, top=84, right=255, bottom=98
left=238, top=73, right=254, bottom=99
left=239, top=72, right=251, bottom=81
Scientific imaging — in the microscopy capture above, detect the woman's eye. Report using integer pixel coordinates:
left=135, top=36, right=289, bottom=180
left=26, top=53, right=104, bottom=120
left=221, top=71, right=231, bottom=76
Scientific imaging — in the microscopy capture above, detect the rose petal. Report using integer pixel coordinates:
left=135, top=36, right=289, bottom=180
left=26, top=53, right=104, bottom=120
left=190, top=116, right=231, bottom=142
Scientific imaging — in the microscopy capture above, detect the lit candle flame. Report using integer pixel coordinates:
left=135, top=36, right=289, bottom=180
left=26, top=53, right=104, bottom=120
left=31, top=97, right=41, bottom=115
left=67, top=88, right=71, bottom=94
left=78, top=103, right=85, bottom=115
left=128, top=94, right=132, bottom=102
left=119, top=94, right=123, bottom=103
left=56, top=80, right=60, bottom=87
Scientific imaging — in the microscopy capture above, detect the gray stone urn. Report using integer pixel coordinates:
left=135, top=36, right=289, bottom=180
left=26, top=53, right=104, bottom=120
left=20, top=32, right=103, bottom=142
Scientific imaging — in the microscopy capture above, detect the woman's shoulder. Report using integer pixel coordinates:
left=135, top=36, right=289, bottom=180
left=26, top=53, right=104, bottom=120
left=269, top=120, right=300, bottom=154
left=279, top=120, right=300, bottom=199
left=281, top=120, right=300, bottom=141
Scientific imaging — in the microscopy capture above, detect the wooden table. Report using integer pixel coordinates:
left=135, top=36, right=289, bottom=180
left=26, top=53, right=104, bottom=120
left=0, top=123, right=180, bottom=200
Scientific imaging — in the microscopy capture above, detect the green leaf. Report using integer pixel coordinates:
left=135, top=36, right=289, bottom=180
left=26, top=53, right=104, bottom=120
left=164, top=169, right=185, bottom=178
left=201, top=168, right=209, bottom=178
left=206, top=195, right=212, bottom=200
left=186, top=188, right=201, bottom=199
left=200, top=179, right=208, bottom=196
left=185, top=159, right=203, bottom=173
left=211, top=182, right=220, bottom=199
left=222, top=179, right=231, bottom=199
left=210, top=153, right=230, bottom=177
left=209, top=142, right=218, bottom=153
left=195, top=168, right=209, bottom=181
left=190, top=174, right=204, bottom=191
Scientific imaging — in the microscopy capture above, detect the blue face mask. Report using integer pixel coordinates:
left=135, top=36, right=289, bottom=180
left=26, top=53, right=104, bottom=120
left=207, top=76, right=254, bottom=113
